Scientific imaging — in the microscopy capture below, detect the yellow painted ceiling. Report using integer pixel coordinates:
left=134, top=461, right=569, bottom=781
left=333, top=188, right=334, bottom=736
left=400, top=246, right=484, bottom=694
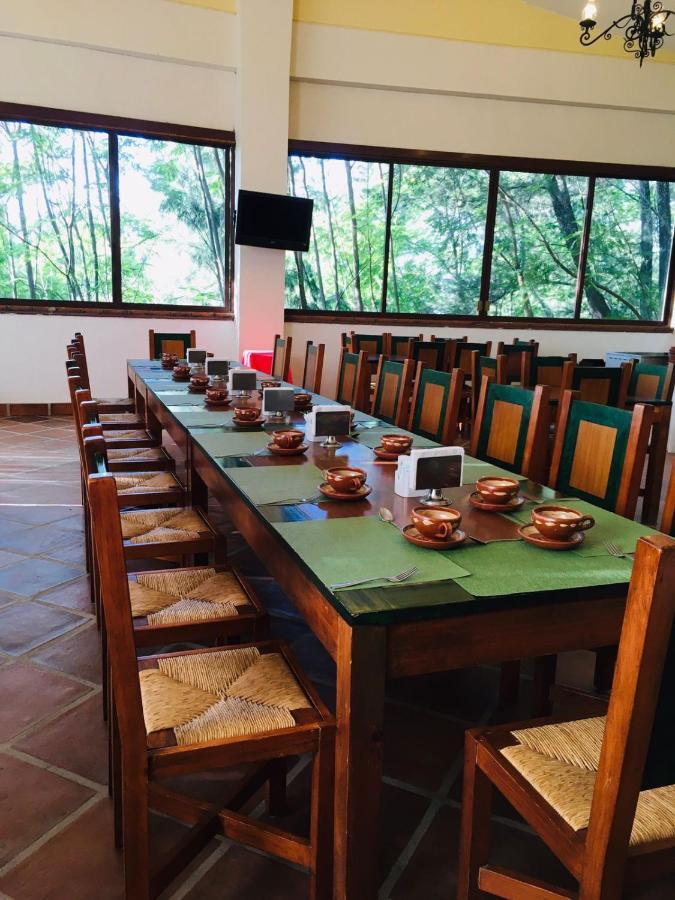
left=169, top=0, right=675, bottom=64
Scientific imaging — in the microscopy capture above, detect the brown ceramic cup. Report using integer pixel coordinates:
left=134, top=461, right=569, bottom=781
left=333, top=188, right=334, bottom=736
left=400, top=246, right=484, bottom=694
left=411, top=506, right=462, bottom=541
left=206, top=387, right=229, bottom=403
left=323, top=467, right=367, bottom=494
left=234, top=406, right=259, bottom=422
left=173, top=363, right=190, bottom=377
left=475, top=476, right=520, bottom=504
left=293, top=392, right=312, bottom=408
left=161, top=352, right=178, bottom=368
left=531, top=505, right=595, bottom=541
left=260, top=380, right=281, bottom=390
left=190, top=374, right=210, bottom=388
left=272, top=429, right=304, bottom=449
left=380, top=434, right=413, bottom=454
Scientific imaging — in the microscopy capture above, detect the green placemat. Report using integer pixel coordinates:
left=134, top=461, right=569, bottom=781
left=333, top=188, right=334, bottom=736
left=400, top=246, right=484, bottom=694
left=156, top=392, right=199, bottom=404
left=173, top=409, right=235, bottom=427
left=462, top=458, right=516, bottom=485
left=274, top=516, right=470, bottom=593
left=355, top=428, right=439, bottom=449
left=192, top=430, right=270, bottom=458
left=505, top=499, right=660, bottom=558
left=227, top=463, right=325, bottom=505
left=443, top=540, right=632, bottom=597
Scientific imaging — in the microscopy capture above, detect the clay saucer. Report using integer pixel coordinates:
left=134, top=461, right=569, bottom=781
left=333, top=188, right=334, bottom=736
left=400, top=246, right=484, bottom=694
left=402, top=524, right=467, bottom=550
left=268, top=442, right=308, bottom=456
left=469, top=492, right=525, bottom=513
left=232, top=416, right=265, bottom=428
left=518, top=523, right=584, bottom=551
left=204, top=399, right=231, bottom=409
left=188, top=384, right=208, bottom=394
left=318, top=482, right=372, bottom=502
left=373, top=445, right=406, bottom=461
left=172, top=374, right=190, bottom=383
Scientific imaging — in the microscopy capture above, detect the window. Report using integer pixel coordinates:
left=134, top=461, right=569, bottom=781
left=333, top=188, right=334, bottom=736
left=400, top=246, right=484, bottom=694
left=285, top=146, right=675, bottom=327
left=0, top=105, right=234, bottom=311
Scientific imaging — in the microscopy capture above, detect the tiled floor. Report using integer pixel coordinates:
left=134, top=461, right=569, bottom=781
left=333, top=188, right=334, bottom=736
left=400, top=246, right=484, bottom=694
left=0, top=416, right=672, bottom=899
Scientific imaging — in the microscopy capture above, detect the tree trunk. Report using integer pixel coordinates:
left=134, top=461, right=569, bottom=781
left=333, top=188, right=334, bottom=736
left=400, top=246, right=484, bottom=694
left=81, top=133, right=100, bottom=301
left=499, top=188, right=534, bottom=317
left=344, top=160, right=363, bottom=311
left=287, top=160, right=307, bottom=309
left=380, top=163, right=400, bottom=312
left=299, top=157, right=326, bottom=309
left=194, top=146, right=225, bottom=301
left=638, top=180, right=653, bottom=318
left=320, top=159, right=342, bottom=310
left=4, top=124, right=37, bottom=297
left=656, top=181, right=672, bottom=302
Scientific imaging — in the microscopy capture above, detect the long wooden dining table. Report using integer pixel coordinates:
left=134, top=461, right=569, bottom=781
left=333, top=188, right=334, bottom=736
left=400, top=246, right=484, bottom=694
left=126, top=358, right=658, bottom=899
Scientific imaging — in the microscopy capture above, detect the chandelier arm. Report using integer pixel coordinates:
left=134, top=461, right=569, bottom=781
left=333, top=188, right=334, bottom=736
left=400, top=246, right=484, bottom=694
left=579, top=13, right=641, bottom=46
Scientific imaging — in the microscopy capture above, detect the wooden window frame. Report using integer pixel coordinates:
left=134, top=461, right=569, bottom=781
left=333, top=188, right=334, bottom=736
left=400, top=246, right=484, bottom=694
left=0, top=102, right=235, bottom=319
left=285, top=140, right=675, bottom=333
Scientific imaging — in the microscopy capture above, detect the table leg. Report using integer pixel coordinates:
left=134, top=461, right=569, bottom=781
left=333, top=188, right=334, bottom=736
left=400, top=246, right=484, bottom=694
left=642, top=413, right=669, bottom=526
left=333, top=619, right=386, bottom=900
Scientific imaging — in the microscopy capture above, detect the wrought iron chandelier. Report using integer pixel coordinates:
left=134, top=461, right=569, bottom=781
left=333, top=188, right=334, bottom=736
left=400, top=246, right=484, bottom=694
left=579, top=1, right=673, bottom=65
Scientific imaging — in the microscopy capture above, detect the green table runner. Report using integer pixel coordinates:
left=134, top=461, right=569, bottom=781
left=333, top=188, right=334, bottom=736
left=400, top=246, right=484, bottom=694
left=192, top=430, right=270, bottom=458
left=226, top=464, right=325, bottom=505
left=462, top=458, right=516, bottom=485
left=355, top=428, right=439, bottom=450
left=172, top=409, right=236, bottom=427
left=274, top=516, right=471, bottom=593
left=506, top=499, right=660, bottom=558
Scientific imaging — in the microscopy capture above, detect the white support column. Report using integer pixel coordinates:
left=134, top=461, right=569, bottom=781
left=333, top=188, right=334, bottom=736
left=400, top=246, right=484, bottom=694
left=234, top=0, right=293, bottom=360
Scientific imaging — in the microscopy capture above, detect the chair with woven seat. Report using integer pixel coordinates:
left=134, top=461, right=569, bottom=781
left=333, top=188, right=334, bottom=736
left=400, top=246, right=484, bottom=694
left=523, top=354, right=577, bottom=394
left=148, top=329, right=196, bottom=360
left=301, top=341, right=325, bottom=394
left=350, top=332, right=385, bottom=356
left=371, top=356, right=415, bottom=427
left=455, top=340, right=493, bottom=375
left=468, top=353, right=508, bottom=420
left=458, top=532, right=675, bottom=900
left=408, top=365, right=466, bottom=444
left=560, top=360, right=632, bottom=409
left=470, top=380, right=552, bottom=485
left=68, top=334, right=136, bottom=414
left=496, top=340, right=539, bottom=385
left=336, top=348, right=370, bottom=412
left=409, top=338, right=452, bottom=372
left=271, top=334, right=292, bottom=381
left=388, top=333, right=423, bottom=358
left=72, top=383, right=159, bottom=451
left=83, top=435, right=183, bottom=509
left=661, top=464, right=675, bottom=536
left=88, top=472, right=335, bottom=900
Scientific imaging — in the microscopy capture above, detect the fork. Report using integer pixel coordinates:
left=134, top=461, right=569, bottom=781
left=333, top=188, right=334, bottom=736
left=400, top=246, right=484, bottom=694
left=265, top=495, right=322, bottom=506
left=330, top=566, right=418, bottom=590
left=605, top=541, right=633, bottom=561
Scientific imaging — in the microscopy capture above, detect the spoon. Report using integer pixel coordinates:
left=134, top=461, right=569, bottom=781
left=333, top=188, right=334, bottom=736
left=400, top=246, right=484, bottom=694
left=379, top=507, right=400, bottom=530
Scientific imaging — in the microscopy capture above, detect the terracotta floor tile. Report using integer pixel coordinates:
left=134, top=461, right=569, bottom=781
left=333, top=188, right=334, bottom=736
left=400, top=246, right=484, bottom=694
left=0, top=558, right=83, bottom=599
left=383, top=701, right=465, bottom=792
left=30, top=622, right=100, bottom=684
left=182, top=843, right=308, bottom=899
left=38, top=576, right=92, bottom=613
left=0, top=752, right=94, bottom=866
left=0, top=663, right=89, bottom=742
left=15, top=693, right=107, bottom=786
left=0, top=602, right=84, bottom=655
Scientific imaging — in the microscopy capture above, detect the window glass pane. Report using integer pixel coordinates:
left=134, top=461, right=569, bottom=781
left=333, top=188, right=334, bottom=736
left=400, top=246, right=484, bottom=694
left=582, top=178, right=674, bottom=321
left=489, top=172, right=588, bottom=318
left=119, top=137, right=227, bottom=306
left=0, top=121, right=111, bottom=301
left=286, top=155, right=386, bottom=311
left=386, top=165, right=488, bottom=315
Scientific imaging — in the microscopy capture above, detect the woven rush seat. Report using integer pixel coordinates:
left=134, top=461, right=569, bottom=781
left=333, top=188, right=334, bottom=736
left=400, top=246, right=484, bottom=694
left=120, top=507, right=210, bottom=544
left=129, top=567, right=251, bottom=626
left=103, top=428, right=153, bottom=441
left=501, top=716, right=675, bottom=848
left=97, top=397, right=135, bottom=410
left=113, top=472, right=180, bottom=495
left=100, top=412, right=144, bottom=425
left=108, top=447, right=166, bottom=462
left=140, top=645, right=312, bottom=748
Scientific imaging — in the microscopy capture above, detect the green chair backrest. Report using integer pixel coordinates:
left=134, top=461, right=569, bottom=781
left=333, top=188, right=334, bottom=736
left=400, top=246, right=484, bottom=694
left=372, top=359, right=408, bottom=425
left=337, top=351, right=365, bottom=407
left=409, top=368, right=455, bottom=442
left=628, top=363, right=671, bottom=401
left=531, top=356, right=570, bottom=387
left=150, top=331, right=194, bottom=359
left=456, top=342, right=491, bottom=372
left=571, top=365, right=624, bottom=406
left=474, top=383, right=535, bottom=475
left=351, top=333, right=384, bottom=356
left=412, top=340, right=447, bottom=370
left=390, top=335, right=415, bottom=356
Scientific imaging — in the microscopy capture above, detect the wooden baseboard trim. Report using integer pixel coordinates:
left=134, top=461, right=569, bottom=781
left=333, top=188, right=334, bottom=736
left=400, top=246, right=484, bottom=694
left=50, top=403, right=73, bottom=416
left=1, top=403, right=73, bottom=418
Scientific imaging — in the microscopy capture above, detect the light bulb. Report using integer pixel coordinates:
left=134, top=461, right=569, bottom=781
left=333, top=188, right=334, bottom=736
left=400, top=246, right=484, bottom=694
left=652, top=11, right=666, bottom=30
left=582, top=1, right=598, bottom=23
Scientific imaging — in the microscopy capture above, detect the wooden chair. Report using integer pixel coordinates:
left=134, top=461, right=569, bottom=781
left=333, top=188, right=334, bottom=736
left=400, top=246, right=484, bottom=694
left=350, top=333, right=385, bottom=356
left=660, top=464, right=675, bottom=536
left=148, top=329, right=196, bottom=360
left=560, top=361, right=632, bottom=409
left=371, top=357, right=415, bottom=427
left=456, top=341, right=493, bottom=374
left=271, top=334, right=293, bottom=381
left=410, top=338, right=452, bottom=372
left=469, top=353, right=508, bottom=420
left=497, top=340, right=539, bottom=385
left=68, top=336, right=135, bottom=413
left=550, top=391, right=653, bottom=518
left=524, top=354, right=577, bottom=394
left=88, top=473, right=335, bottom=900
left=458, top=531, right=675, bottom=900
left=626, top=363, right=674, bottom=525
left=336, top=349, right=370, bottom=412
left=408, top=365, right=466, bottom=444
left=70, top=379, right=158, bottom=451
left=387, top=333, right=423, bottom=358
left=301, top=341, right=325, bottom=394
left=470, top=380, right=552, bottom=484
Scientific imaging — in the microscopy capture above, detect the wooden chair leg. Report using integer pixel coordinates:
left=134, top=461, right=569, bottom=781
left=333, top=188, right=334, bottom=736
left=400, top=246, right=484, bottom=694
left=101, top=616, right=109, bottom=722
left=309, top=728, right=335, bottom=900
left=498, top=660, right=521, bottom=706
left=112, top=698, right=123, bottom=849
left=532, top=654, right=558, bottom=717
left=593, top=646, right=617, bottom=694
left=266, top=758, right=288, bottom=817
left=122, top=763, right=150, bottom=900
left=457, top=733, right=492, bottom=900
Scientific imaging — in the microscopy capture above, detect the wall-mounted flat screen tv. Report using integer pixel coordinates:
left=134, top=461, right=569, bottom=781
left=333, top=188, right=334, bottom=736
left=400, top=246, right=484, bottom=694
left=235, top=190, right=313, bottom=251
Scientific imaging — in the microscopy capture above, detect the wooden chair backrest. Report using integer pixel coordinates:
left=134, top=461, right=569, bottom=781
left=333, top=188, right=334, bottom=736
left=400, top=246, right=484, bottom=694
left=549, top=390, right=653, bottom=517
left=271, top=334, right=292, bottom=381
left=456, top=341, right=492, bottom=374
left=336, top=349, right=370, bottom=412
left=371, top=357, right=415, bottom=427
left=148, top=329, right=196, bottom=360
left=561, top=361, right=632, bottom=408
left=496, top=341, right=539, bottom=383
left=470, top=380, right=551, bottom=483
left=410, top=339, right=451, bottom=372
left=350, top=333, right=385, bottom=357
left=661, top=465, right=675, bottom=537
left=408, top=365, right=465, bottom=444
left=582, top=533, right=675, bottom=897
left=388, top=334, right=423, bottom=358
left=470, top=352, right=507, bottom=390
left=301, top=341, right=325, bottom=393
left=525, top=354, right=577, bottom=389
left=87, top=473, right=147, bottom=761
left=628, top=362, right=675, bottom=402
